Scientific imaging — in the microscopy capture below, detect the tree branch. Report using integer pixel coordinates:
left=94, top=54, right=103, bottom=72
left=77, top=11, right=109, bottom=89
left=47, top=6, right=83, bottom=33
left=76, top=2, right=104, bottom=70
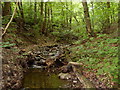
left=2, top=2, right=18, bottom=37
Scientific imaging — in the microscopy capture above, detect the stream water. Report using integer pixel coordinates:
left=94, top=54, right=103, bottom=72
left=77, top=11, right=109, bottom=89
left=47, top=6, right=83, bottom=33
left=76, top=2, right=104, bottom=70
left=22, top=45, right=74, bottom=88
left=23, top=68, right=69, bottom=88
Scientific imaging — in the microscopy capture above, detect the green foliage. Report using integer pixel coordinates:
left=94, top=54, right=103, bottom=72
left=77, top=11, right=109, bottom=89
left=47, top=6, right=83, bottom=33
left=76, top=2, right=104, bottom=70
left=70, top=34, right=118, bottom=84
left=2, top=15, right=11, bottom=25
left=0, top=42, right=16, bottom=48
left=52, top=29, right=79, bottom=43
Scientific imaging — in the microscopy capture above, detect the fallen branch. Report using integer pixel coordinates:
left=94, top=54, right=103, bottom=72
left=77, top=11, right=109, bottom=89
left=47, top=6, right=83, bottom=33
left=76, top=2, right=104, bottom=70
left=69, top=62, right=95, bottom=88
left=2, top=2, right=18, bottom=37
left=68, top=61, right=83, bottom=66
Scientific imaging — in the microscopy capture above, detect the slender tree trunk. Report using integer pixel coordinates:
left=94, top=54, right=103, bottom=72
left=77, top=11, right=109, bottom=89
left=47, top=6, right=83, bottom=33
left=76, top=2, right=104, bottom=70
left=69, top=1, right=72, bottom=30
left=61, top=2, right=79, bottom=25
left=40, top=1, right=44, bottom=34
left=41, top=2, right=47, bottom=35
left=91, top=2, right=94, bottom=30
left=44, top=2, right=47, bottom=35
left=66, top=1, right=68, bottom=27
left=60, top=1, right=65, bottom=26
left=82, top=0, right=94, bottom=37
left=50, top=3, right=53, bottom=30
left=103, top=2, right=111, bottom=34
left=47, top=2, right=51, bottom=32
left=34, top=2, right=37, bottom=23
left=107, top=2, right=110, bottom=33
left=61, top=6, right=65, bottom=26
left=15, top=2, right=21, bottom=16
left=18, top=2, right=24, bottom=20
left=15, top=2, right=26, bottom=31
left=118, top=3, right=120, bottom=84
left=107, top=2, right=110, bottom=27
left=3, top=2, right=11, bottom=16
left=118, top=2, right=120, bottom=37
left=29, top=2, right=32, bottom=18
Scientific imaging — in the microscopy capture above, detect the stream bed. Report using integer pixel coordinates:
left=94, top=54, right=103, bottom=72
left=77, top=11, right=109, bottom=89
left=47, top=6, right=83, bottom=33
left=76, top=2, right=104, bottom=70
left=22, top=44, right=82, bottom=89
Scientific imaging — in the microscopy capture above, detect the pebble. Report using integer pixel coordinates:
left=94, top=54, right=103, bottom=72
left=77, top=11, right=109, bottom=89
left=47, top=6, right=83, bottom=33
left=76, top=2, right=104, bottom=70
left=49, top=53, right=55, bottom=56
left=58, top=73, right=72, bottom=80
left=36, top=51, right=41, bottom=54
left=37, top=60, right=46, bottom=65
left=32, top=65, right=42, bottom=68
left=73, top=80, right=77, bottom=83
left=34, top=57, right=41, bottom=60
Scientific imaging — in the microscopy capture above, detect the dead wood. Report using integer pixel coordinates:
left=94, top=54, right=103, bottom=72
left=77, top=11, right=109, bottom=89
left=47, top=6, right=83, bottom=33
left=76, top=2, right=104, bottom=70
left=69, top=62, right=95, bottom=88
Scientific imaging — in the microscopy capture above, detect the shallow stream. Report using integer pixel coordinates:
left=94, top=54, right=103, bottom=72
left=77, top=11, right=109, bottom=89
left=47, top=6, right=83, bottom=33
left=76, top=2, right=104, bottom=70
left=23, top=68, right=69, bottom=88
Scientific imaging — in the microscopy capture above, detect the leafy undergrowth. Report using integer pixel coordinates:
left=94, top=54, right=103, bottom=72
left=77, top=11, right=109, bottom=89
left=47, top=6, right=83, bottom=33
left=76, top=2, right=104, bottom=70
left=68, top=34, right=119, bottom=88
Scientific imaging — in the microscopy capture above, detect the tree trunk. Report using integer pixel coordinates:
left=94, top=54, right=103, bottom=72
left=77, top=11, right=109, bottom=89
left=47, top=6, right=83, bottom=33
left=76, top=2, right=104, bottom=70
left=40, top=1, right=44, bottom=34
left=18, top=2, right=24, bottom=20
left=47, top=2, right=50, bottom=31
left=41, top=2, right=47, bottom=35
left=104, top=2, right=111, bottom=34
left=16, top=1, right=26, bottom=31
left=91, top=2, right=94, bottom=30
left=82, top=0, right=94, bottom=37
left=50, top=3, right=53, bottom=31
left=3, top=2, right=11, bottom=16
left=66, top=1, right=68, bottom=27
left=69, top=1, right=72, bottom=30
left=44, top=2, right=47, bottom=35
left=118, top=2, right=120, bottom=37
left=34, top=2, right=37, bottom=23
left=107, top=2, right=110, bottom=29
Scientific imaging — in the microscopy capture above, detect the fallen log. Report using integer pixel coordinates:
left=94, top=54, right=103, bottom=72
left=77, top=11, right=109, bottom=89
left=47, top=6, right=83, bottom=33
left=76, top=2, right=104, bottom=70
left=69, top=62, right=95, bottom=88
left=68, top=62, right=83, bottom=66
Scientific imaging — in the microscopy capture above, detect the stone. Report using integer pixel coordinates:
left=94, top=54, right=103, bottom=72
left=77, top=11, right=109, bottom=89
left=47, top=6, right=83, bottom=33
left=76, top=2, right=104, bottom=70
left=49, top=53, right=55, bottom=56
left=34, top=56, right=41, bottom=61
left=73, top=80, right=77, bottom=83
left=58, top=73, right=72, bottom=80
left=37, top=60, right=46, bottom=66
left=61, top=64, right=73, bottom=73
left=36, top=51, right=41, bottom=54
left=32, top=65, right=42, bottom=68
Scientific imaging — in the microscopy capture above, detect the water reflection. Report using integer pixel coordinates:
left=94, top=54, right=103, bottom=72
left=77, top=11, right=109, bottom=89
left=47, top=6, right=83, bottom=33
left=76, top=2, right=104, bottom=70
left=23, top=68, right=68, bottom=88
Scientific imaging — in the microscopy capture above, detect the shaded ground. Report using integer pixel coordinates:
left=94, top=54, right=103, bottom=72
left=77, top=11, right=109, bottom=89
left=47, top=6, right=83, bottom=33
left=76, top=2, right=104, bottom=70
left=2, top=47, right=24, bottom=89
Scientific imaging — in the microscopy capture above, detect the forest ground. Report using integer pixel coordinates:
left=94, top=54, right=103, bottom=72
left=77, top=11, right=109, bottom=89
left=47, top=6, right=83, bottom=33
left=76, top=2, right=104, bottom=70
left=2, top=24, right=118, bottom=89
